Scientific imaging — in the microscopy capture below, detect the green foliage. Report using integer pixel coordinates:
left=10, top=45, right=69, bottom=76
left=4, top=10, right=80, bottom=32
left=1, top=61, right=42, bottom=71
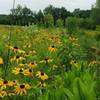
left=44, top=14, right=54, bottom=27
left=0, top=15, right=10, bottom=25
left=96, top=0, right=100, bottom=8
left=91, top=7, right=100, bottom=25
left=91, top=0, right=100, bottom=25
left=56, top=19, right=63, bottom=27
left=64, top=77, right=96, bottom=100
left=43, top=5, right=70, bottom=26
left=78, top=18, right=96, bottom=30
left=66, top=17, right=78, bottom=35
left=0, top=15, right=99, bottom=99
left=10, top=4, right=33, bottom=25
left=73, top=9, right=91, bottom=18
left=1, top=4, right=100, bottom=28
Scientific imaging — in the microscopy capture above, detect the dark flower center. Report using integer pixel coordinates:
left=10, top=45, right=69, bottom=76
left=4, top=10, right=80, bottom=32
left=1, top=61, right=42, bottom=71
left=52, top=46, right=55, bottom=48
left=20, top=85, right=25, bottom=89
left=41, top=72, right=44, bottom=76
left=16, top=56, right=20, bottom=59
left=44, top=58, right=48, bottom=61
left=19, top=69, right=23, bottom=72
left=74, top=61, right=76, bottom=63
left=14, top=47, right=18, bottom=49
left=3, top=80, right=8, bottom=84
left=26, top=53, right=29, bottom=55
left=31, top=62, right=34, bottom=65
left=41, top=82, right=44, bottom=87
left=13, top=80, right=16, bottom=83
left=29, top=69, right=32, bottom=72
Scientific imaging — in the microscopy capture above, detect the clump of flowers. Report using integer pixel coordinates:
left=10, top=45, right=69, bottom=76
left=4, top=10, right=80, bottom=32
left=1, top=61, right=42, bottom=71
left=40, top=58, right=52, bottom=64
left=14, top=83, right=31, bottom=96
left=8, top=45, right=25, bottom=54
left=48, top=45, right=57, bottom=52
left=12, top=68, right=24, bottom=75
left=36, top=71, right=48, bottom=81
left=28, top=62, right=37, bottom=69
left=10, top=55, right=26, bottom=63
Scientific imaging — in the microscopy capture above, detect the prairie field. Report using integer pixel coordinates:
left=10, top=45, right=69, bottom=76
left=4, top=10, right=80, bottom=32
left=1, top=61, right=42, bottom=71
left=0, top=24, right=100, bottom=100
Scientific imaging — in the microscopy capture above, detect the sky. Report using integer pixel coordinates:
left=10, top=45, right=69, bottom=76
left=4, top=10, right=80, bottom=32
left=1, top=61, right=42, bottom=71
left=0, top=0, right=96, bottom=14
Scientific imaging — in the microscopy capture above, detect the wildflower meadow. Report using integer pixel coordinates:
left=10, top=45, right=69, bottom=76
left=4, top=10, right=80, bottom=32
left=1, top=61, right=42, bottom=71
left=0, top=24, right=99, bottom=100
left=0, top=0, right=100, bottom=99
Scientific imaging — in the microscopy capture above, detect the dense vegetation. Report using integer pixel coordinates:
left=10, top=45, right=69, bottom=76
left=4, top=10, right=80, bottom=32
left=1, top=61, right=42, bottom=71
left=0, top=24, right=99, bottom=100
left=0, top=0, right=100, bottom=100
left=0, top=3, right=97, bottom=29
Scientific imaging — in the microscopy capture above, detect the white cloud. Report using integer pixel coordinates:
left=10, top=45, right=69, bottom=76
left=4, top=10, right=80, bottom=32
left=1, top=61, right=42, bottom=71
left=0, top=0, right=96, bottom=14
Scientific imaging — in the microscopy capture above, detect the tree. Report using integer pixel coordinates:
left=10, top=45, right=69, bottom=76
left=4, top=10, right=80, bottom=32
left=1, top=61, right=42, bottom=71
left=10, top=5, right=34, bottom=25
left=36, top=10, right=44, bottom=25
left=56, top=19, right=63, bottom=27
left=60, top=7, right=70, bottom=26
left=10, top=4, right=23, bottom=25
left=91, top=0, right=100, bottom=25
left=43, top=5, right=54, bottom=15
left=0, top=15, right=10, bottom=25
left=78, top=18, right=96, bottom=30
left=73, top=9, right=91, bottom=18
left=66, top=17, right=78, bottom=35
left=43, top=5, right=71, bottom=26
left=21, top=6, right=33, bottom=25
left=44, top=14, right=54, bottom=27
left=11, top=4, right=23, bottom=16
left=96, top=0, right=100, bottom=8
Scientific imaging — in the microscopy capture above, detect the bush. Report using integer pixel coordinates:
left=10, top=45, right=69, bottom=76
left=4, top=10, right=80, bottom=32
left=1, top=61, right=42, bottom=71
left=91, top=8, right=100, bottom=25
left=78, top=18, right=96, bottom=30
left=44, top=14, right=54, bottom=27
left=66, top=17, right=78, bottom=35
left=56, top=19, right=63, bottom=27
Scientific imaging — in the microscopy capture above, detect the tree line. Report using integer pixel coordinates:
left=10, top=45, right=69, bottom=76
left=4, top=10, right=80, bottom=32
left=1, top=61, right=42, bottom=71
left=0, top=0, right=100, bottom=29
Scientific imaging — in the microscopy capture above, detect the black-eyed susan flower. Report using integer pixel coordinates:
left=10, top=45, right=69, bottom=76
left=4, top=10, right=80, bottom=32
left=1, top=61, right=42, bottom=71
left=7, top=92, right=15, bottom=97
left=9, top=46, right=19, bottom=52
left=24, top=53, right=30, bottom=57
left=18, top=49, right=25, bottom=54
left=12, top=68, right=24, bottom=75
left=14, top=83, right=31, bottom=96
left=89, top=60, right=100, bottom=66
left=52, top=65, right=58, bottom=70
left=10, top=55, right=26, bottom=63
left=19, top=63, right=27, bottom=67
left=8, top=46, right=25, bottom=54
left=36, top=71, right=48, bottom=81
left=39, top=81, right=46, bottom=88
left=0, top=57, right=4, bottom=65
left=0, top=80, right=9, bottom=89
left=28, top=62, right=37, bottom=69
left=70, top=60, right=79, bottom=68
left=40, top=58, right=52, bottom=64
left=0, top=89, right=7, bottom=98
left=48, top=45, right=57, bottom=52
left=9, top=80, right=18, bottom=86
left=69, top=37, right=78, bottom=42
left=29, top=50, right=37, bottom=54
left=23, top=69, right=33, bottom=76
left=25, top=44, right=32, bottom=48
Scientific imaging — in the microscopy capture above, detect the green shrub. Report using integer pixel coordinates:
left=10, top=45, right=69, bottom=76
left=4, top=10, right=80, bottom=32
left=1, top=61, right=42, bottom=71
left=44, top=14, right=54, bottom=27
left=78, top=18, right=96, bottom=30
left=66, top=17, right=78, bottom=35
left=56, top=19, right=63, bottom=27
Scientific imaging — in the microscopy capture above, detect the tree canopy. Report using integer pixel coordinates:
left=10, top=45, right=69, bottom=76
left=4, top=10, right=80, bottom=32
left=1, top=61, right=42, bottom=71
left=0, top=3, right=98, bottom=27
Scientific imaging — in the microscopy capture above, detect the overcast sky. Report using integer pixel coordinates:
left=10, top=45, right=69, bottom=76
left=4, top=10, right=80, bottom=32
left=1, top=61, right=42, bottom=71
left=0, top=0, right=96, bottom=14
